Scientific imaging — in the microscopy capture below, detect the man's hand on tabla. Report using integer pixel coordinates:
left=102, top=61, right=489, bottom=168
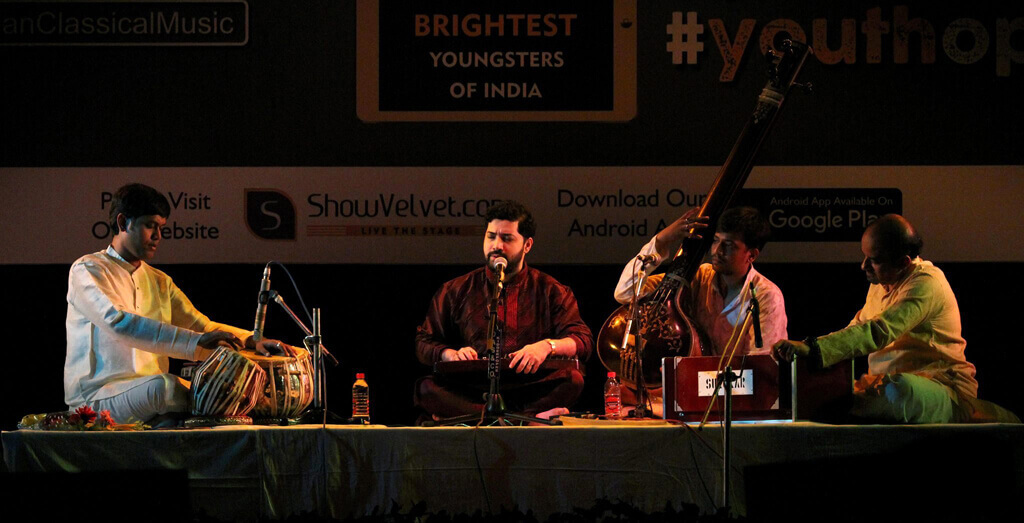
left=245, top=336, right=298, bottom=357
left=509, top=341, right=551, bottom=374
left=198, top=330, right=243, bottom=351
left=441, top=347, right=478, bottom=362
left=772, top=339, right=810, bottom=362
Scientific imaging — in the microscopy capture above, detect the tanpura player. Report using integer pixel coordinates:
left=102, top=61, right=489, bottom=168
left=613, top=207, right=788, bottom=416
left=615, top=206, right=788, bottom=356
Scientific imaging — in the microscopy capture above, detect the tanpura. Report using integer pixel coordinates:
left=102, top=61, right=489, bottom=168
left=597, top=40, right=813, bottom=390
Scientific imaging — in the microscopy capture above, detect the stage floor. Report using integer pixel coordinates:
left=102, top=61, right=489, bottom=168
left=4, top=421, right=1023, bottom=521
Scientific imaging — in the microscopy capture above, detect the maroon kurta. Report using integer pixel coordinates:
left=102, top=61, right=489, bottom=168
left=416, top=265, right=593, bottom=363
left=414, top=265, right=593, bottom=417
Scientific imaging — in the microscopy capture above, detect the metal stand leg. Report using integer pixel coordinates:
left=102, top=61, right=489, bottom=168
left=298, top=308, right=346, bottom=425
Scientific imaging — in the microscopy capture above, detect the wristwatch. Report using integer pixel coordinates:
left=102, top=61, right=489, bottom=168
left=545, top=339, right=557, bottom=357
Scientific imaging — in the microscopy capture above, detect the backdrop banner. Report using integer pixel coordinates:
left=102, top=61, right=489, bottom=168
left=2, top=165, right=1020, bottom=265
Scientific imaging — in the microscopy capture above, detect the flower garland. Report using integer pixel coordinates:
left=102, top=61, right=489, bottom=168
left=18, top=406, right=147, bottom=431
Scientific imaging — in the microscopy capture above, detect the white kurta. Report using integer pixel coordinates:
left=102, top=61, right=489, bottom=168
left=64, top=246, right=250, bottom=408
left=614, top=236, right=788, bottom=355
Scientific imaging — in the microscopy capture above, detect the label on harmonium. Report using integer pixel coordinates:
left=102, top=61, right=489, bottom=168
left=697, top=370, right=754, bottom=397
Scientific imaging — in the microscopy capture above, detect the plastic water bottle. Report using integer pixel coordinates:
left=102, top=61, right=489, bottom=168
left=352, top=373, right=370, bottom=423
left=604, top=371, right=622, bottom=419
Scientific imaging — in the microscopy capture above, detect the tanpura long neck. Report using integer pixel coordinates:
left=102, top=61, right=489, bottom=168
left=661, top=40, right=811, bottom=286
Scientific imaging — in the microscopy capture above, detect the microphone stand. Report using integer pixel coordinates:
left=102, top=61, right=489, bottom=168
left=250, top=262, right=343, bottom=425
left=297, top=308, right=346, bottom=425
left=270, top=291, right=339, bottom=366
left=623, top=256, right=654, bottom=418
left=697, top=283, right=761, bottom=517
left=437, top=266, right=557, bottom=426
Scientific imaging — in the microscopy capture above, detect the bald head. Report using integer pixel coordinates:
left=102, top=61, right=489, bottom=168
left=859, top=214, right=922, bottom=285
left=863, top=214, right=923, bottom=264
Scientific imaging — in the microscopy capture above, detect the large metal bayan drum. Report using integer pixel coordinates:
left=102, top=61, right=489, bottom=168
left=190, top=347, right=266, bottom=419
left=243, top=347, right=314, bottom=419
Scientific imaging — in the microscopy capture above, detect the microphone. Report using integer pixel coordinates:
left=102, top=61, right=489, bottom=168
left=636, top=254, right=658, bottom=264
left=253, top=265, right=271, bottom=342
left=749, top=283, right=763, bottom=348
left=491, top=256, right=508, bottom=282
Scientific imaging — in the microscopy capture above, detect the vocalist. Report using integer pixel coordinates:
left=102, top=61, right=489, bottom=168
left=414, top=200, right=593, bottom=423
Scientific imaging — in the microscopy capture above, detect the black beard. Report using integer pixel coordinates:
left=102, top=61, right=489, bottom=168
left=486, top=251, right=521, bottom=272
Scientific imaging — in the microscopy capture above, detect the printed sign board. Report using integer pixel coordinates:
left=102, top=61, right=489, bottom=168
left=355, top=0, right=637, bottom=121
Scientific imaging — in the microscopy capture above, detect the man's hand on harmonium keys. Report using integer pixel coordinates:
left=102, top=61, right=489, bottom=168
left=772, top=339, right=810, bottom=362
left=440, top=342, right=553, bottom=374
left=508, top=340, right=554, bottom=375
left=441, top=347, right=479, bottom=362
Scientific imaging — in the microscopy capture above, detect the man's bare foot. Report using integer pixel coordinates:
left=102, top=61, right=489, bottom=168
left=535, top=407, right=570, bottom=420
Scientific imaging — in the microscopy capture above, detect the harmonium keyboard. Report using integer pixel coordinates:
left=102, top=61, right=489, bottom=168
left=434, top=357, right=579, bottom=386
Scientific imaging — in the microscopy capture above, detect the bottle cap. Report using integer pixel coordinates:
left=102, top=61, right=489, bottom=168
left=356, top=373, right=365, bottom=379
left=607, top=371, right=616, bottom=378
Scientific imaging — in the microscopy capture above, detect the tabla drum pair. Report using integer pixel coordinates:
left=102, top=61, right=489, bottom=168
left=188, top=345, right=313, bottom=425
left=246, top=347, right=315, bottom=420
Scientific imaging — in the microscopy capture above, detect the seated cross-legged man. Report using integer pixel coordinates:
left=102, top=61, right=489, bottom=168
left=774, top=214, right=1020, bottom=424
left=614, top=207, right=788, bottom=415
left=414, top=200, right=593, bottom=422
left=64, top=183, right=292, bottom=426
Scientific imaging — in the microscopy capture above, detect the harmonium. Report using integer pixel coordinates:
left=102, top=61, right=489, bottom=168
left=661, top=354, right=853, bottom=422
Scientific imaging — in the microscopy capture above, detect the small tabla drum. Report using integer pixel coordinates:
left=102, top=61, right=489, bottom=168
left=189, top=346, right=266, bottom=421
left=242, top=346, right=314, bottom=420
